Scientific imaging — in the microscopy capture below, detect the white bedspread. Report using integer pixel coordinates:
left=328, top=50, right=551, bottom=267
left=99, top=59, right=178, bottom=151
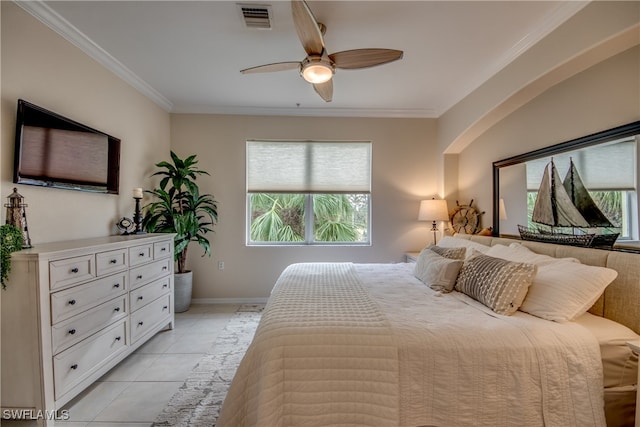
left=217, top=262, right=606, bottom=427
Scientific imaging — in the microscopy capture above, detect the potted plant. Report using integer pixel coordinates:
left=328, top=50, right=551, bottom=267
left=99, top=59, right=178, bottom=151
left=142, top=151, right=218, bottom=312
left=1, top=224, right=24, bottom=289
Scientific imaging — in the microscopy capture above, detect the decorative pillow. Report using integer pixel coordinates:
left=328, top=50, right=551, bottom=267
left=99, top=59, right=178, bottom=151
left=428, top=244, right=466, bottom=260
left=414, top=248, right=464, bottom=292
left=486, top=243, right=580, bottom=266
left=518, top=260, right=617, bottom=322
left=455, top=251, right=537, bottom=315
left=437, top=236, right=490, bottom=259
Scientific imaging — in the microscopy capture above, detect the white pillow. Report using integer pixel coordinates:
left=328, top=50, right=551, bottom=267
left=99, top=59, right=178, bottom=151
left=437, top=236, right=489, bottom=259
left=413, top=248, right=464, bottom=293
left=486, top=243, right=579, bottom=266
left=519, top=260, right=617, bottom=322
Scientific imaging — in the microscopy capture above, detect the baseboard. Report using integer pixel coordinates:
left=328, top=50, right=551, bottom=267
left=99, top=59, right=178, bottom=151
left=191, top=297, right=269, bottom=304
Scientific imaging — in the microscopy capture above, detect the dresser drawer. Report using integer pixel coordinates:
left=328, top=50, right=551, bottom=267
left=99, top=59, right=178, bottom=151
left=52, top=295, right=127, bottom=355
left=130, top=294, right=171, bottom=343
left=130, top=276, right=171, bottom=312
left=129, top=258, right=171, bottom=290
left=49, top=255, right=96, bottom=290
left=51, top=273, right=127, bottom=324
left=53, top=319, right=128, bottom=399
left=129, top=244, right=153, bottom=267
left=153, top=240, right=172, bottom=259
left=96, top=248, right=128, bottom=277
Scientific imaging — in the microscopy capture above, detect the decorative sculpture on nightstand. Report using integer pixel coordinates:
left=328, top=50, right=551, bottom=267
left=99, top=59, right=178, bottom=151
left=449, top=199, right=485, bottom=235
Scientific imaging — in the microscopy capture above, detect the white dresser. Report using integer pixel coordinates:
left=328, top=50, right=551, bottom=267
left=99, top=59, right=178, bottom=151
left=1, top=233, right=175, bottom=424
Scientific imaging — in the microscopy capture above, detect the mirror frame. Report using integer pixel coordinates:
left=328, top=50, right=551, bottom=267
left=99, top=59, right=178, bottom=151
left=492, top=120, right=640, bottom=237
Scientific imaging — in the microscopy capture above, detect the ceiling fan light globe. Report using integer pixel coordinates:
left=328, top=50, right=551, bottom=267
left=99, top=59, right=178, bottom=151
left=301, top=63, right=334, bottom=84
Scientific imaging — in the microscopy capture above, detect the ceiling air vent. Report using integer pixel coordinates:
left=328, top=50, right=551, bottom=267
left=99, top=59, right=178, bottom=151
left=238, top=4, right=272, bottom=29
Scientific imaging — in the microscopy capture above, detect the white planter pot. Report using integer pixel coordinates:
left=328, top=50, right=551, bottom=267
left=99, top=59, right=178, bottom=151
left=173, top=271, right=193, bottom=313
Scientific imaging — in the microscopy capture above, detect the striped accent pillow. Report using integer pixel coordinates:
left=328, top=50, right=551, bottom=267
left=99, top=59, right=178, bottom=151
left=455, top=251, right=537, bottom=315
left=428, top=245, right=466, bottom=260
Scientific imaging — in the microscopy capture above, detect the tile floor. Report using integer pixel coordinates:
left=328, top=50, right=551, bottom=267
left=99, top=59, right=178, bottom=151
left=4, top=304, right=240, bottom=427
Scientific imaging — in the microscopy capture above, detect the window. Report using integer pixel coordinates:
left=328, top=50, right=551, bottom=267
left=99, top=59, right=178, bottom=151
left=246, top=141, right=371, bottom=245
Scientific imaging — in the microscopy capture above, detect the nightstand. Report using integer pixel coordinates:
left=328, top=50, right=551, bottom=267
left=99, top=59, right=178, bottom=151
left=625, top=340, right=640, bottom=427
left=405, top=251, right=420, bottom=263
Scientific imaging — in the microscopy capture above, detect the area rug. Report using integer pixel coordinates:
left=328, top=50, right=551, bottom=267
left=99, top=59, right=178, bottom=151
left=153, top=304, right=264, bottom=427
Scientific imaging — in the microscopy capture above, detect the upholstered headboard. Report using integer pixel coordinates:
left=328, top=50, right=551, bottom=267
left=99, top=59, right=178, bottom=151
left=453, top=234, right=640, bottom=335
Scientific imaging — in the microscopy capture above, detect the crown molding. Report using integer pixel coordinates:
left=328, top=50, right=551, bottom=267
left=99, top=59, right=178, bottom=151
left=170, top=105, right=438, bottom=119
left=14, top=0, right=174, bottom=112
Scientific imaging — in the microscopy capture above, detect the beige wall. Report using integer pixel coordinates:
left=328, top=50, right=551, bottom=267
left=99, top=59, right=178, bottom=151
left=170, top=114, right=437, bottom=300
left=456, top=45, right=640, bottom=231
left=1, top=3, right=171, bottom=243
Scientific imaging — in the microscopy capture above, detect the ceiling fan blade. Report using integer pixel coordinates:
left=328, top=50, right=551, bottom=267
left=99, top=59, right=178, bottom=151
left=330, top=49, right=403, bottom=70
left=240, top=62, right=301, bottom=74
left=291, top=0, right=324, bottom=56
left=313, top=79, right=333, bottom=102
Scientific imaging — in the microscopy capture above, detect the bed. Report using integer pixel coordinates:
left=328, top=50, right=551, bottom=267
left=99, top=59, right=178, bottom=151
left=217, top=234, right=640, bottom=427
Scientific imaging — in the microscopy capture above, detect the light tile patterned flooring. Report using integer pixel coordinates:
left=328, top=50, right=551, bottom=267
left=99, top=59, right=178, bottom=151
left=4, top=304, right=240, bottom=427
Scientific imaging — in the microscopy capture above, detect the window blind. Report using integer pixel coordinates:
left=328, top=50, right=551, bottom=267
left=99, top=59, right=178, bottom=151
left=247, top=141, right=371, bottom=193
left=526, top=139, right=637, bottom=191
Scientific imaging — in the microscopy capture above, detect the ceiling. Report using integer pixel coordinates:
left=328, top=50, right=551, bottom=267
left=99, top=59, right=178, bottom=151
left=24, top=1, right=588, bottom=118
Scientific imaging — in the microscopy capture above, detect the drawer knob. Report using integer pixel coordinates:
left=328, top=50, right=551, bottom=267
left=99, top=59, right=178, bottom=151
left=139, top=252, right=145, bottom=257
left=115, top=336, right=122, bottom=341
left=138, top=321, right=144, bottom=326
left=163, top=306, right=168, bottom=310
left=162, top=266, right=168, bottom=271
left=70, top=364, right=78, bottom=370
left=161, top=247, right=166, bottom=252
left=71, top=267, right=79, bottom=273
left=163, top=284, right=168, bottom=288
left=113, top=283, right=120, bottom=288
left=137, top=275, right=143, bottom=280
left=114, top=307, right=121, bottom=312
left=68, top=329, right=76, bottom=335
left=110, top=259, right=117, bottom=264
left=68, top=299, right=76, bottom=305
left=138, top=296, right=144, bottom=300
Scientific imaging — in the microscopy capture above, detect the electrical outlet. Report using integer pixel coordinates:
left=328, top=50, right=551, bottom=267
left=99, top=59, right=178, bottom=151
left=218, top=261, right=224, bottom=270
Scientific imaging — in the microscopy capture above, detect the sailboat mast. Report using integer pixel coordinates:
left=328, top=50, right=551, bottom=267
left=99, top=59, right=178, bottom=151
left=550, top=159, right=558, bottom=228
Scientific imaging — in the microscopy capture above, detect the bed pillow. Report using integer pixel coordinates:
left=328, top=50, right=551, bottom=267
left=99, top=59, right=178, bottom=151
left=518, top=260, right=617, bottom=322
left=428, top=244, right=466, bottom=260
left=486, top=243, right=579, bottom=266
left=437, top=236, right=490, bottom=258
left=455, top=251, right=537, bottom=315
left=414, top=248, right=464, bottom=292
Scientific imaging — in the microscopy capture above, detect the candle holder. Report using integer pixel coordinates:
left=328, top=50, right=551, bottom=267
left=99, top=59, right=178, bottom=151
left=133, top=196, right=146, bottom=235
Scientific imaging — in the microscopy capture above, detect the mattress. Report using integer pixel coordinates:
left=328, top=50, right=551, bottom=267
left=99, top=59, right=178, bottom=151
left=575, top=312, right=639, bottom=388
left=218, top=262, right=607, bottom=427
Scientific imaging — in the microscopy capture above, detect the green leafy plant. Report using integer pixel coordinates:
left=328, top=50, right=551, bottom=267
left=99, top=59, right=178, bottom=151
left=1, top=224, right=24, bottom=289
left=142, top=151, right=218, bottom=273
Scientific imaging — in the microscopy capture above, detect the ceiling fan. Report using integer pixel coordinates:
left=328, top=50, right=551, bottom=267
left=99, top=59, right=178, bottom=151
left=240, top=0, right=403, bottom=102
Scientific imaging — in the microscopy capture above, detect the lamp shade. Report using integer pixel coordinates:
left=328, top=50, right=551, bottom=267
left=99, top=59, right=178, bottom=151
left=418, top=199, right=449, bottom=221
left=499, top=198, right=508, bottom=220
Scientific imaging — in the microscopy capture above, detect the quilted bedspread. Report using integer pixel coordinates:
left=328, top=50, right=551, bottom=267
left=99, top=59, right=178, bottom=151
left=216, top=262, right=606, bottom=427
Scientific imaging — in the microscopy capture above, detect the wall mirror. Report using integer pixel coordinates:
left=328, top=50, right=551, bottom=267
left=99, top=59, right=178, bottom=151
left=492, top=121, right=640, bottom=250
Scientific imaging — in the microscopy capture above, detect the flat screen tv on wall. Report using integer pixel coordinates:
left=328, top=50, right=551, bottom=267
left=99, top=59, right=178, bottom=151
left=13, top=99, right=121, bottom=194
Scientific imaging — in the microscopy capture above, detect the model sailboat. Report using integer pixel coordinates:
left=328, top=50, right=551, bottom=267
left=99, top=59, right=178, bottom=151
left=518, top=158, right=620, bottom=248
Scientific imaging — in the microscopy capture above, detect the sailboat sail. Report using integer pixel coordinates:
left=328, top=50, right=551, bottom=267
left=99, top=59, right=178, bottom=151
left=531, top=160, right=589, bottom=227
left=562, top=158, right=614, bottom=227
left=521, top=158, right=619, bottom=248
